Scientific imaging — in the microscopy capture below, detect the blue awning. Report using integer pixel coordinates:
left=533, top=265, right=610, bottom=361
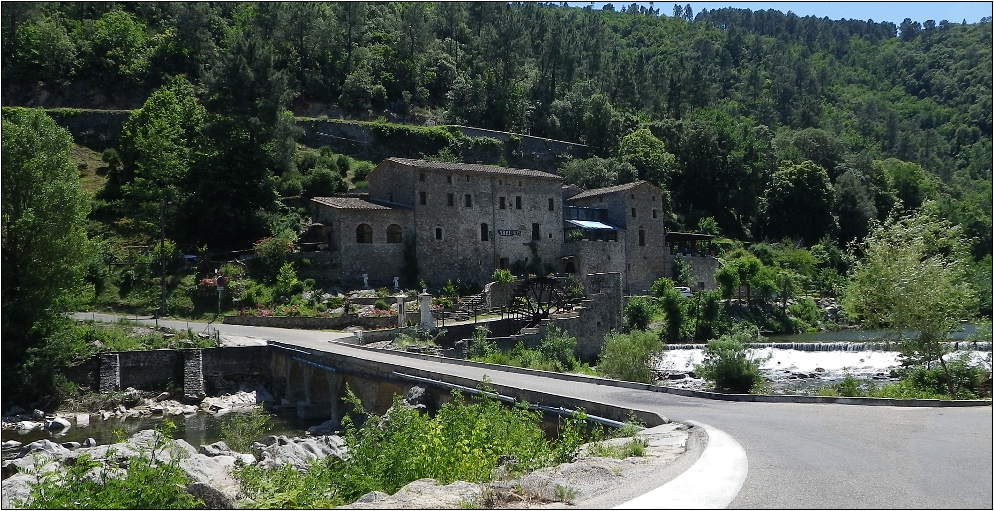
left=566, top=219, right=618, bottom=230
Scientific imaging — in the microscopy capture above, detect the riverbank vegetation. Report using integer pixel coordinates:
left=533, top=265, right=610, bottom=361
left=233, top=386, right=616, bottom=508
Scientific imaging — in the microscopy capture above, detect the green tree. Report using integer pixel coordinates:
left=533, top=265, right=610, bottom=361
left=833, top=169, right=877, bottom=245
left=1, top=108, right=91, bottom=394
left=618, top=128, right=678, bottom=187
left=187, top=27, right=301, bottom=249
left=558, top=156, right=633, bottom=190
left=843, top=211, right=977, bottom=396
left=873, top=158, right=936, bottom=214
left=118, top=76, right=206, bottom=238
left=759, top=160, right=837, bottom=245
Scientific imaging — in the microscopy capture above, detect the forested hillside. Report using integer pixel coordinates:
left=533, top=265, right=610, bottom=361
left=2, top=2, right=990, bottom=252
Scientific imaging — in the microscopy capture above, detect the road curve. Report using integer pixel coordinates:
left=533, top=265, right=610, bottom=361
left=77, top=314, right=994, bottom=508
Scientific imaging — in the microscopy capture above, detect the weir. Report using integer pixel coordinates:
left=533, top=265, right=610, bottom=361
left=663, top=341, right=993, bottom=352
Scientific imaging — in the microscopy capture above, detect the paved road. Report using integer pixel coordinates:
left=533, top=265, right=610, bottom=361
left=79, top=314, right=994, bottom=508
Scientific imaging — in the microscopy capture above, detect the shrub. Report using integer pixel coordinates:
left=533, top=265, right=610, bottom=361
left=352, top=160, right=375, bottom=181
left=274, top=263, right=299, bottom=298
left=623, top=297, right=654, bottom=331
left=492, top=269, right=514, bottom=283
left=20, top=420, right=201, bottom=509
left=303, top=167, right=347, bottom=197
left=902, top=353, right=989, bottom=399
left=219, top=407, right=273, bottom=453
left=787, top=298, right=821, bottom=331
left=695, top=324, right=768, bottom=393
left=538, top=326, right=579, bottom=372
left=597, top=330, right=663, bottom=383
left=373, top=299, right=390, bottom=311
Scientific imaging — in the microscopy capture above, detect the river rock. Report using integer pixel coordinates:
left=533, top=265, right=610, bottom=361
left=2, top=440, right=22, bottom=450
left=82, top=438, right=97, bottom=448
left=61, top=441, right=82, bottom=450
left=46, top=417, right=71, bottom=431
left=76, top=414, right=90, bottom=427
left=17, top=439, right=70, bottom=460
left=179, top=454, right=241, bottom=509
left=30, top=409, right=44, bottom=420
left=255, top=435, right=347, bottom=472
left=7, top=407, right=25, bottom=416
left=306, top=419, right=338, bottom=437
left=155, top=392, right=171, bottom=401
left=341, top=479, right=482, bottom=509
left=1, top=473, right=34, bottom=508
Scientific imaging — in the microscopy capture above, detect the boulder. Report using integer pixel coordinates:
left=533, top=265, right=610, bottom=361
left=75, top=414, right=90, bottom=428
left=255, top=435, right=347, bottom=472
left=7, top=406, right=25, bottom=416
left=61, top=442, right=82, bottom=450
left=82, top=438, right=97, bottom=448
left=179, top=454, right=241, bottom=509
left=1, top=473, right=34, bottom=508
left=46, top=417, right=72, bottom=431
left=307, top=419, right=339, bottom=437
left=30, top=409, right=44, bottom=420
left=2, top=440, right=22, bottom=450
left=199, top=441, right=256, bottom=465
left=342, top=479, right=482, bottom=509
left=17, top=439, right=70, bottom=460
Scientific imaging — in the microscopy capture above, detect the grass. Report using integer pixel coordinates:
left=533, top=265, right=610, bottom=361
left=71, top=144, right=109, bottom=196
left=585, top=437, right=648, bottom=459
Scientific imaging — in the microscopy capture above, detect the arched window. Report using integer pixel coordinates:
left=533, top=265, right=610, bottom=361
left=356, top=224, right=372, bottom=244
left=386, top=224, right=402, bottom=243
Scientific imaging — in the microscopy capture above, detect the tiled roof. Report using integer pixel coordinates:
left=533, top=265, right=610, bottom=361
left=386, top=157, right=561, bottom=181
left=567, top=181, right=648, bottom=201
left=311, top=196, right=402, bottom=210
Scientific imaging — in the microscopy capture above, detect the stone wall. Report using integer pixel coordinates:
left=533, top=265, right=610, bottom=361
left=563, top=240, right=626, bottom=294
left=676, top=254, right=719, bottom=291
left=223, top=314, right=397, bottom=330
left=116, top=350, right=182, bottom=390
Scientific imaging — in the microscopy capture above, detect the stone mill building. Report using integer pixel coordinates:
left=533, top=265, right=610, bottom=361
left=309, top=157, right=679, bottom=294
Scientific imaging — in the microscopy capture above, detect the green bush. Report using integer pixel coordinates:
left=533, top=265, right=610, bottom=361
left=491, top=269, right=514, bottom=283
left=538, top=326, right=580, bottom=372
left=373, top=299, right=390, bottom=311
left=695, top=324, right=767, bottom=393
left=20, top=420, right=201, bottom=509
left=787, top=298, right=821, bottom=331
left=597, top=330, right=663, bottom=383
left=903, top=353, right=989, bottom=399
left=219, top=407, right=274, bottom=453
left=623, top=297, right=654, bottom=332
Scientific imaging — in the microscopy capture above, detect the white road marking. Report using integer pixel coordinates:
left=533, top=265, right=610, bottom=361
left=615, top=420, right=748, bottom=509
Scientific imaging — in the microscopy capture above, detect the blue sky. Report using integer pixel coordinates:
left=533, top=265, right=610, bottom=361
left=575, top=2, right=993, bottom=25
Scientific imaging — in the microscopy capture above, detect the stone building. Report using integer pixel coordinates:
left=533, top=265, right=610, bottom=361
left=310, top=158, right=673, bottom=294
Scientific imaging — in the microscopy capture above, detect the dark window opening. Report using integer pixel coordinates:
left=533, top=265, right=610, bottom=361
left=386, top=224, right=402, bottom=243
left=515, top=196, right=522, bottom=209
left=639, top=229, right=646, bottom=246
left=419, top=191, right=427, bottom=205
left=419, top=173, right=426, bottom=182
left=356, top=224, right=372, bottom=244
left=447, top=175, right=452, bottom=183
left=499, top=196, right=506, bottom=209
left=532, top=223, right=540, bottom=240
left=435, top=227, right=443, bottom=240
left=499, top=257, right=509, bottom=269
left=652, top=209, right=657, bottom=218
left=465, top=194, right=472, bottom=207
left=481, top=223, right=489, bottom=241
left=548, top=198, right=554, bottom=211
left=631, top=208, right=637, bottom=218
left=447, top=193, right=454, bottom=206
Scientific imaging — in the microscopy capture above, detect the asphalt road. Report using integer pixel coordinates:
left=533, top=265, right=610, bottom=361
left=79, top=313, right=994, bottom=508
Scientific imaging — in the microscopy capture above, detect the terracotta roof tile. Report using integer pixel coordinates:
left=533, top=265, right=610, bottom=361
left=311, top=196, right=403, bottom=210
left=386, top=157, right=561, bottom=181
left=567, top=181, right=647, bottom=201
